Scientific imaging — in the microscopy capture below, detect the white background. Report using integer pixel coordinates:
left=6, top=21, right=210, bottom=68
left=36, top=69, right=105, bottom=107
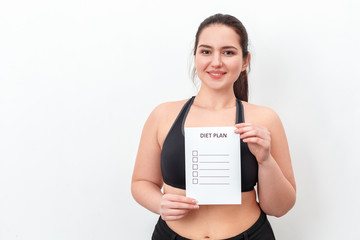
left=1, top=0, right=360, bottom=239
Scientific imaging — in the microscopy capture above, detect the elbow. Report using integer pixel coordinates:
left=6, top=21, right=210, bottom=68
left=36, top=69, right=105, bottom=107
left=260, top=192, right=296, bottom=218
left=271, top=200, right=295, bottom=218
left=130, top=181, right=136, bottom=201
left=270, top=211, right=288, bottom=218
left=131, top=179, right=141, bottom=203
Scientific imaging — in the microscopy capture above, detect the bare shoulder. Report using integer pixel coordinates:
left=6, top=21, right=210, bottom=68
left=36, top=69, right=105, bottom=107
left=142, top=98, right=190, bottom=130
left=148, top=98, right=191, bottom=146
left=241, top=101, right=281, bottom=130
left=153, top=99, right=189, bottom=117
left=148, top=98, right=190, bottom=126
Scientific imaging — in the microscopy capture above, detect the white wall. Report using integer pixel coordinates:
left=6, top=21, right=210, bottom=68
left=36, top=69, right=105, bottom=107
left=1, top=0, right=359, bottom=239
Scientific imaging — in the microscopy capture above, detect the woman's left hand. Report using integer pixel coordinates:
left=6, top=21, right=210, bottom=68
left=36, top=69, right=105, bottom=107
left=234, top=123, right=271, bottom=164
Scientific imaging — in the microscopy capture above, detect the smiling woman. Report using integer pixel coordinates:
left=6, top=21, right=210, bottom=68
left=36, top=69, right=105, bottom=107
left=131, top=13, right=296, bottom=240
left=194, top=24, right=248, bottom=96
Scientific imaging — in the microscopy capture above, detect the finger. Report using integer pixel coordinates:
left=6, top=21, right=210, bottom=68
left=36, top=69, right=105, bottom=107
left=165, top=200, right=199, bottom=210
left=165, top=208, right=193, bottom=216
left=235, top=124, right=267, bottom=134
left=161, top=206, right=198, bottom=221
left=164, top=194, right=197, bottom=204
left=243, top=137, right=267, bottom=146
left=234, top=126, right=253, bottom=134
left=240, top=130, right=257, bottom=139
left=240, top=129, right=269, bottom=140
left=162, top=213, right=188, bottom=221
left=235, top=125, right=270, bottom=140
left=235, top=122, right=267, bottom=130
left=162, top=209, right=189, bottom=218
left=167, top=202, right=199, bottom=210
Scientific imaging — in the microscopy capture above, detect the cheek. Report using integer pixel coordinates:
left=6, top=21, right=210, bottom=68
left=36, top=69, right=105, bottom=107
left=227, top=61, right=243, bottom=75
left=194, top=57, right=207, bottom=71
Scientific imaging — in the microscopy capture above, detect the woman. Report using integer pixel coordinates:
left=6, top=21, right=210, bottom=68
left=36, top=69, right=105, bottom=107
left=131, top=13, right=296, bottom=240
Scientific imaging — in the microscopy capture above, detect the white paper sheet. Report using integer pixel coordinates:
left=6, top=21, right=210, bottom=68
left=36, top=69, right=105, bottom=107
left=184, top=126, right=241, bottom=205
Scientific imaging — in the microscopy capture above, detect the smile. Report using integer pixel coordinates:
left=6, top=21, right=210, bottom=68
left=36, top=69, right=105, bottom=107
left=207, top=71, right=226, bottom=79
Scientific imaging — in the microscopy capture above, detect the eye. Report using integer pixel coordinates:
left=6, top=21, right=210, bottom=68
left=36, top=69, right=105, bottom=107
left=224, top=50, right=235, bottom=56
left=200, top=49, right=211, bottom=55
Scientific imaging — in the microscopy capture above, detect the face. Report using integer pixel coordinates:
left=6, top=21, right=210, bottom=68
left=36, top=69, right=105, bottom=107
left=195, top=24, right=249, bottom=92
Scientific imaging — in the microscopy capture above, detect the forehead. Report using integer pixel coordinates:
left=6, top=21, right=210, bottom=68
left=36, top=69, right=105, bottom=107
left=198, top=24, right=241, bottom=48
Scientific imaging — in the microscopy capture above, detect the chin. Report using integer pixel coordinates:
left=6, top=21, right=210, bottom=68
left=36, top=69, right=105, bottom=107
left=202, top=80, right=233, bottom=91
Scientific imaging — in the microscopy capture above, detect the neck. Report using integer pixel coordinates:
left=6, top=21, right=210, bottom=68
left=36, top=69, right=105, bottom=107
left=195, top=86, right=236, bottom=110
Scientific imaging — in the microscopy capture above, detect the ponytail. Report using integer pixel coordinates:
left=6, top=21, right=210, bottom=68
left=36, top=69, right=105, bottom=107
left=233, top=68, right=249, bottom=102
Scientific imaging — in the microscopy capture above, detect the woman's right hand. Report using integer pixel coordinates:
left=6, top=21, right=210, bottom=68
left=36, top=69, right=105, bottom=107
left=160, top=194, right=199, bottom=221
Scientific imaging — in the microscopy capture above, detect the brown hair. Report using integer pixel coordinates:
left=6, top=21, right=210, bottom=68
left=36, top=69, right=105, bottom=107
left=193, top=13, right=250, bottom=101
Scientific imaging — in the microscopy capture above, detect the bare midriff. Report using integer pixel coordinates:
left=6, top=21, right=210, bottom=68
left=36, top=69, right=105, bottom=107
left=163, top=183, right=261, bottom=240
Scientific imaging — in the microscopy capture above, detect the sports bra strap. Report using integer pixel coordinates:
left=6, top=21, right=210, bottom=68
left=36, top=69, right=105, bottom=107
left=181, top=96, right=195, bottom=135
left=236, top=98, right=245, bottom=123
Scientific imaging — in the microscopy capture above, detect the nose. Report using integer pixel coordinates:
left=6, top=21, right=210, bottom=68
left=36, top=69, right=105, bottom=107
left=211, top=52, right=223, bottom=68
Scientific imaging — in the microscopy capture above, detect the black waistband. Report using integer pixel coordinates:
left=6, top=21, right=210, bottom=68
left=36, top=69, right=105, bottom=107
left=157, top=210, right=267, bottom=240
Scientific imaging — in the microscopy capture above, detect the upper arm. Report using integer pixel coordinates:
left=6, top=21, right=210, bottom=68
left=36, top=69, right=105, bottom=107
left=267, top=109, right=296, bottom=190
left=131, top=105, right=164, bottom=189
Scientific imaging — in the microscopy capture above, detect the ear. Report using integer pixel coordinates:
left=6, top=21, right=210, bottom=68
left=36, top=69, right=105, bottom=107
left=241, top=53, right=251, bottom=72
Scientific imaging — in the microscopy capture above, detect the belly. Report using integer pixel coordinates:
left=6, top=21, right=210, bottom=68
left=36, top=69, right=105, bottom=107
left=163, top=183, right=261, bottom=240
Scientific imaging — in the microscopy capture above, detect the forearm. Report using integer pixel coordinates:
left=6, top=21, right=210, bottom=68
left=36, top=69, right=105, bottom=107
left=131, top=180, right=163, bottom=215
left=258, top=155, right=296, bottom=217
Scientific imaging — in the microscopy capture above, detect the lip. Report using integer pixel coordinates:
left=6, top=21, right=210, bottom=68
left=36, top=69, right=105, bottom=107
left=207, top=70, right=226, bottom=79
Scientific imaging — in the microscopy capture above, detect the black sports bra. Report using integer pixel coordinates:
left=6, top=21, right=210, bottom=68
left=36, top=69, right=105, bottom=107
left=161, top=97, right=258, bottom=192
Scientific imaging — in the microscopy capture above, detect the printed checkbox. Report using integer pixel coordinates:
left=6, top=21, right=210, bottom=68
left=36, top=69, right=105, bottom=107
left=192, top=178, right=198, bottom=184
left=192, top=150, right=198, bottom=156
left=192, top=164, right=198, bottom=170
left=192, top=171, right=198, bottom=177
left=192, top=157, right=198, bottom=163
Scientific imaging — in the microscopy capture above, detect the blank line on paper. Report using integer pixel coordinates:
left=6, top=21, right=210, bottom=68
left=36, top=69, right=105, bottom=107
left=199, top=168, right=230, bottom=170
left=199, top=154, right=230, bottom=156
left=199, top=183, right=230, bottom=185
left=199, top=176, right=230, bottom=178
left=199, top=161, right=230, bottom=163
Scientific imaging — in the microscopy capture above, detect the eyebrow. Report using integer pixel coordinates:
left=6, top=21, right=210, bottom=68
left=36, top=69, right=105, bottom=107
left=198, top=44, right=239, bottom=50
